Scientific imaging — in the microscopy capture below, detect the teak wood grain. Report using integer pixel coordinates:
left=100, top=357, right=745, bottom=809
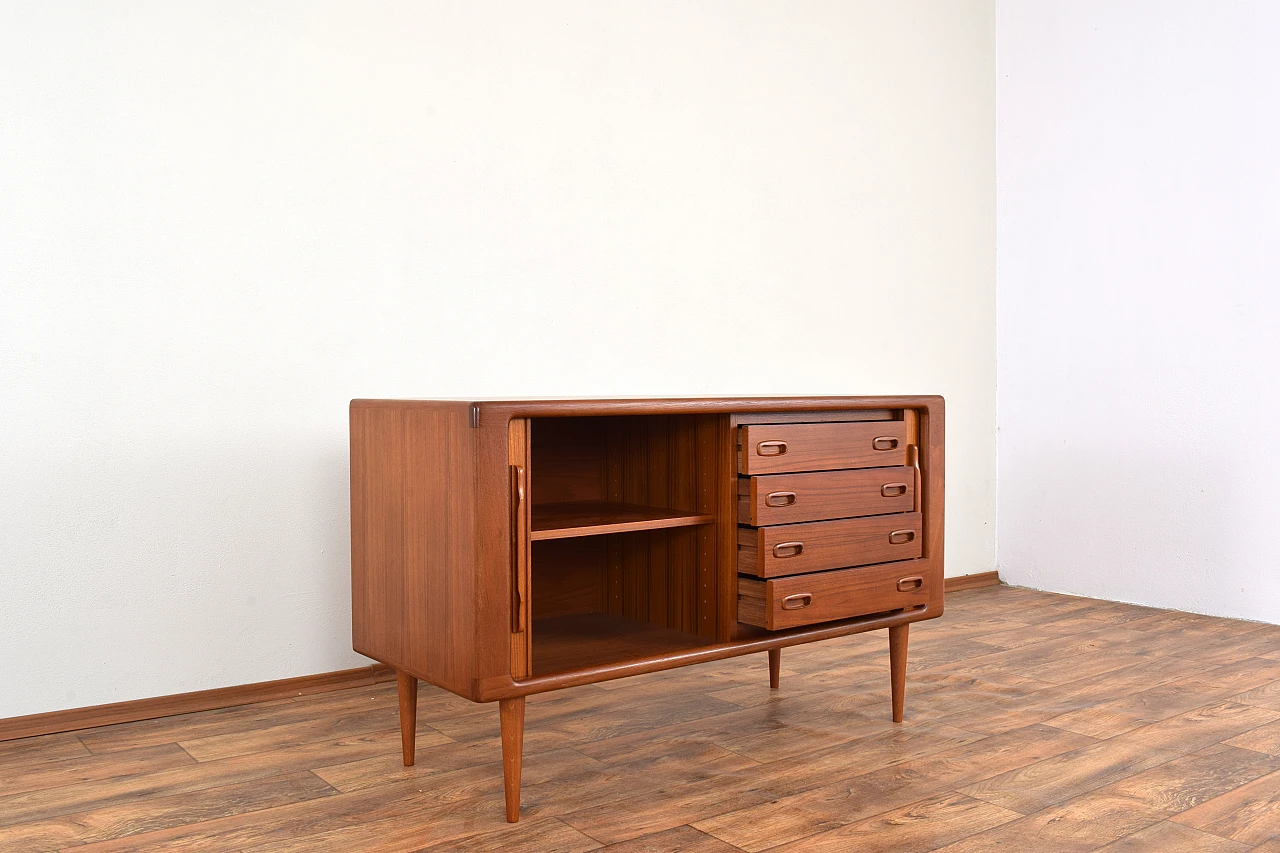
left=738, top=559, right=935, bottom=631
left=348, top=396, right=946, bottom=821
left=738, top=512, right=924, bottom=578
left=737, top=466, right=918, bottom=526
left=738, top=420, right=911, bottom=475
left=350, top=402, right=478, bottom=697
left=530, top=502, right=715, bottom=540
left=4, top=585, right=1280, bottom=853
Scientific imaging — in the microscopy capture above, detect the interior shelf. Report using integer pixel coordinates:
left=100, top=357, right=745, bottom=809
left=530, top=501, right=715, bottom=541
left=531, top=612, right=711, bottom=677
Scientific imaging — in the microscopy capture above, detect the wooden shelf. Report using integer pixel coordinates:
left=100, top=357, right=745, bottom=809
left=531, top=613, right=710, bottom=677
left=530, top=501, right=715, bottom=541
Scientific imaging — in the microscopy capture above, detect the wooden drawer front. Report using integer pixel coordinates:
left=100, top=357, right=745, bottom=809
left=738, top=512, right=922, bottom=578
left=739, top=421, right=910, bottom=475
left=738, top=561, right=932, bottom=630
left=738, top=467, right=916, bottom=526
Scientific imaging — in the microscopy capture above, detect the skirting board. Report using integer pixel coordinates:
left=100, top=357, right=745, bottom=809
left=0, top=571, right=1000, bottom=743
left=945, top=570, right=1001, bottom=592
left=0, top=664, right=397, bottom=743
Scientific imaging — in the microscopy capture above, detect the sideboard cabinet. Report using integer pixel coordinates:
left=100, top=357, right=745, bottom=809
left=350, top=396, right=944, bottom=821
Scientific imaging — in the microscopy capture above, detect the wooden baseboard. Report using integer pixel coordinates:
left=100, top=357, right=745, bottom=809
left=945, top=571, right=1001, bottom=592
left=2, top=573, right=1001, bottom=743
left=0, top=664, right=397, bottom=743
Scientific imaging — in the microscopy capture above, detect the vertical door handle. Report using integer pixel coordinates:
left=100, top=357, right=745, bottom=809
left=510, top=464, right=526, bottom=633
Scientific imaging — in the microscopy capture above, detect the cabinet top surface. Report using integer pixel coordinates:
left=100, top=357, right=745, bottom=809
left=351, top=395, right=944, bottom=418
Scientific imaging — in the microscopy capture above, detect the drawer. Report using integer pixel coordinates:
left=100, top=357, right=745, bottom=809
left=738, top=561, right=932, bottom=630
left=738, top=420, right=910, bottom=475
left=738, top=466, right=916, bottom=526
left=738, top=512, right=922, bottom=578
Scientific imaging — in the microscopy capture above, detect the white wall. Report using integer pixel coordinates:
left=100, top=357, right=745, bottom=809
left=1, top=1, right=995, bottom=718
left=997, top=1, right=1280, bottom=623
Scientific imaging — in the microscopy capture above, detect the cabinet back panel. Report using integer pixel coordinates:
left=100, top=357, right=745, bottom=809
left=532, top=538, right=606, bottom=619
left=530, top=418, right=607, bottom=504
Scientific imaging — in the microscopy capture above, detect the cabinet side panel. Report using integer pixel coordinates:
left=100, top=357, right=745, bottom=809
left=350, top=405, right=406, bottom=667
left=402, top=404, right=477, bottom=696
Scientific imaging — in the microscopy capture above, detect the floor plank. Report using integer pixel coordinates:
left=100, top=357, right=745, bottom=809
left=1092, top=820, right=1251, bottom=853
left=0, top=771, right=337, bottom=853
left=598, top=825, right=741, bottom=852
left=1168, top=767, right=1280, bottom=845
left=1223, top=717, right=1280, bottom=755
left=692, top=724, right=1093, bottom=852
left=761, top=792, right=1018, bottom=853
left=0, top=742, right=196, bottom=801
left=956, top=736, right=1179, bottom=814
left=928, top=791, right=1164, bottom=853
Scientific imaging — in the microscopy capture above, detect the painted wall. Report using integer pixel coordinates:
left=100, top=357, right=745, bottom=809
left=997, top=1, right=1280, bottom=622
left=1, top=1, right=996, bottom=717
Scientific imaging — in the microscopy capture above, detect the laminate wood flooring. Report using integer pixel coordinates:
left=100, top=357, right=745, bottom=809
left=3, top=585, right=1279, bottom=852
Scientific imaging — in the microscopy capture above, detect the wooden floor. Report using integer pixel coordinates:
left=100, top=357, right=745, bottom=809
left=4, top=585, right=1280, bottom=852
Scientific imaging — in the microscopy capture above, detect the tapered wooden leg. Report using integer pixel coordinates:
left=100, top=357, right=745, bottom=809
left=768, top=648, right=781, bottom=689
left=889, top=624, right=908, bottom=723
left=397, top=671, right=418, bottom=766
left=499, top=696, right=525, bottom=823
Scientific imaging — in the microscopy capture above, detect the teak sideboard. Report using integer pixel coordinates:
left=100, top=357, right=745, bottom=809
left=349, top=396, right=944, bottom=821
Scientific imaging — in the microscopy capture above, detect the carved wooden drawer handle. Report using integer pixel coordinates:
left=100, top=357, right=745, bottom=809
left=881, top=483, right=907, bottom=497
left=773, top=541, right=804, bottom=558
left=765, top=491, right=797, bottom=507
left=888, top=529, right=916, bottom=545
left=782, top=593, right=813, bottom=610
left=873, top=436, right=899, bottom=451
left=896, top=576, right=924, bottom=592
left=757, top=440, right=788, bottom=457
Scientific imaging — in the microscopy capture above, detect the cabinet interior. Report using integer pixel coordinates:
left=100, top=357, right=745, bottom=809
left=527, top=415, right=721, bottom=677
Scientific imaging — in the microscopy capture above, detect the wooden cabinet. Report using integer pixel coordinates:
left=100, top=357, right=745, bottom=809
left=350, top=396, right=944, bottom=822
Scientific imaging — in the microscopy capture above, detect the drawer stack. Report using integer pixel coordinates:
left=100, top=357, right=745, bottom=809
left=736, top=419, right=931, bottom=630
